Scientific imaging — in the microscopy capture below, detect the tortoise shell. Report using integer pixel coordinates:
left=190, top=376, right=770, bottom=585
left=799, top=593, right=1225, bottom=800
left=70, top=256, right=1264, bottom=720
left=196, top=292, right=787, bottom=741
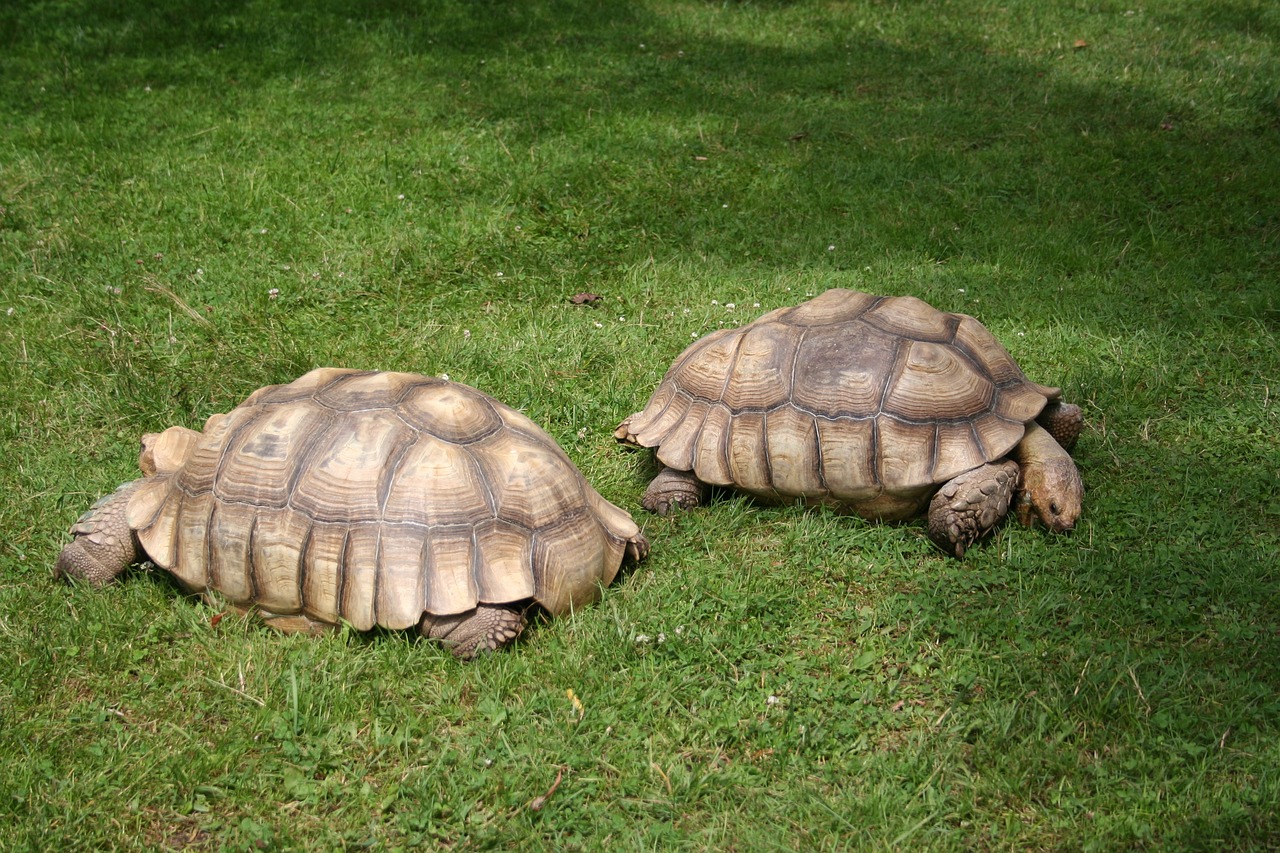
left=618, top=289, right=1062, bottom=518
left=124, top=368, right=646, bottom=630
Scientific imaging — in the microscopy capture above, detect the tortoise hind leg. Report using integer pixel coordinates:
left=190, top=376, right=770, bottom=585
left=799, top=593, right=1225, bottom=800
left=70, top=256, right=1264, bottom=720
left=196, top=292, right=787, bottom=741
left=926, top=461, right=1019, bottom=558
left=55, top=479, right=147, bottom=587
left=421, top=606, right=528, bottom=659
left=642, top=467, right=706, bottom=516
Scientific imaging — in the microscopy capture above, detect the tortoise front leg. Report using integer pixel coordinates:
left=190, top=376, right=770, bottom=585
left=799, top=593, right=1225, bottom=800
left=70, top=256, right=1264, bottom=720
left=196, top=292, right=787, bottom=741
left=926, top=461, right=1019, bottom=558
left=420, top=606, right=528, bottom=659
left=55, top=479, right=148, bottom=587
left=641, top=466, right=706, bottom=516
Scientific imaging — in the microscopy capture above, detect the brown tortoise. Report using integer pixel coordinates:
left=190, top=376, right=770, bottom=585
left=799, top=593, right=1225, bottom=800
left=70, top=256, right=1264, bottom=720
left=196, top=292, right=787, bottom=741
left=57, top=368, right=648, bottom=657
left=616, top=289, right=1083, bottom=557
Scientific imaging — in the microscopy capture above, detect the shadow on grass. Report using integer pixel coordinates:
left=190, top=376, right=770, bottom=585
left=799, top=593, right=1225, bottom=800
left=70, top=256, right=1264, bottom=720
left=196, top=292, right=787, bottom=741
left=4, top=0, right=1276, bottom=334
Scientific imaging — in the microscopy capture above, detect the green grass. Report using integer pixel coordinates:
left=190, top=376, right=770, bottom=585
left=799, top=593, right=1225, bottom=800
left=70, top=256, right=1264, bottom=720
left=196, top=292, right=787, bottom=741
left=2, top=0, right=1278, bottom=848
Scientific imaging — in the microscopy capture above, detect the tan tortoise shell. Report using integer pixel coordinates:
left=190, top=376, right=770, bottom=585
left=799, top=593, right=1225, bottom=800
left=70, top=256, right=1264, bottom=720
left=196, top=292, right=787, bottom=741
left=124, top=368, right=645, bottom=631
left=618, top=289, right=1062, bottom=514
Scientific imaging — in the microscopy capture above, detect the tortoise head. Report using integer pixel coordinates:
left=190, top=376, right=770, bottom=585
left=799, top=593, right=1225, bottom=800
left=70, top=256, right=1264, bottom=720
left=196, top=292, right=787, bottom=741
left=1012, top=421, right=1083, bottom=532
left=1015, top=454, right=1083, bottom=531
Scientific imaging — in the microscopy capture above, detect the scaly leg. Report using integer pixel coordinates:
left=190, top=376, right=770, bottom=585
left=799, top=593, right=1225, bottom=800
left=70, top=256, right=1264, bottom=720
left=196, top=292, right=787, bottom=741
left=641, top=466, right=706, bottom=516
left=420, top=606, right=528, bottom=659
left=926, top=461, right=1019, bottom=558
left=55, top=479, right=148, bottom=587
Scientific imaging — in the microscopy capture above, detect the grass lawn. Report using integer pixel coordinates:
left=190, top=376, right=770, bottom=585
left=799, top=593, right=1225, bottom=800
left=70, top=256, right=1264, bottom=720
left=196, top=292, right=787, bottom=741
left=2, top=0, right=1277, bottom=849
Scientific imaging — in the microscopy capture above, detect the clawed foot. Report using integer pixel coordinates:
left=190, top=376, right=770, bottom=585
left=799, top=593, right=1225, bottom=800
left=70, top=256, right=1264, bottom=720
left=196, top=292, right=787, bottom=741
left=641, top=467, right=706, bottom=516
left=421, top=605, right=528, bottom=659
left=926, top=461, right=1019, bottom=558
left=55, top=480, right=146, bottom=586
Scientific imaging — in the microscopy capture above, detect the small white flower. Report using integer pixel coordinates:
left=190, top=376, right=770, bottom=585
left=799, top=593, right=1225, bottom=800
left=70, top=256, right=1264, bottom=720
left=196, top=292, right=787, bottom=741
left=259, top=228, right=267, bottom=234
left=196, top=268, right=204, bottom=276
left=657, top=632, right=666, bottom=643
left=144, top=85, right=152, bottom=92
left=515, top=225, right=522, bottom=231
left=1017, top=331, right=1025, bottom=337
left=618, top=316, right=626, bottom=322
left=398, top=194, right=406, bottom=200
left=577, top=427, right=588, bottom=439
left=682, top=308, right=690, bottom=314
left=753, top=302, right=760, bottom=308
left=958, top=288, right=966, bottom=293
left=594, top=321, right=603, bottom=328
left=827, top=244, right=835, bottom=251
left=711, top=300, right=719, bottom=305
left=268, top=288, right=279, bottom=300
left=483, top=758, right=493, bottom=767
left=5, top=307, right=13, bottom=316
left=463, top=329, right=472, bottom=340
left=496, top=271, right=504, bottom=277
left=767, top=695, right=779, bottom=706
left=691, top=332, right=698, bottom=338
left=635, top=634, right=651, bottom=644
left=439, top=373, right=450, bottom=381
left=282, top=264, right=290, bottom=271
left=725, top=303, right=735, bottom=309
left=311, top=272, right=320, bottom=279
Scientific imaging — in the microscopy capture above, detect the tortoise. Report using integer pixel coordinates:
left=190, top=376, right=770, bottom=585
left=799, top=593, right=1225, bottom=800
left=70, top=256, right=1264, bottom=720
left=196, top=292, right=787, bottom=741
left=615, top=289, right=1083, bottom=557
left=57, top=368, right=648, bottom=657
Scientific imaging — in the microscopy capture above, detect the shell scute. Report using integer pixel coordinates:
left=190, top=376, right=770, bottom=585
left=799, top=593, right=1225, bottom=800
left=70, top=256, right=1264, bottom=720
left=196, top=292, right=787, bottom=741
left=725, top=410, right=772, bottom=495
left=300, top=522, right=347, bottom=624
left=884, top=339, right=995, bottom=422
left=248, top=507, right=310, bottom=614
left=214, top=402, right=336, bottom=508
left=382, top=434, right=493, bottom=527
left=396, top=382, right=503, bottom=444
left=670, top=327, right=741, bottom=403
left=652, top=399, right=711, bottom=473
left=532, top=511, right=612, bottom=616
left=374, top=524, right=430, bottom=629
left=863, top=294, right=957, bottom=342
left=781, top=288, right=879, bottom=325
left=419, top=528, right=479, bottom=617
left=721, top=323, right=799, bottom=412
left=763, top=407, right=824, bottom=496
left=690, top=404, right=734, bottom=487
left=790, top=323, right=897, bottom=417
left=338, top=523, right=379, bottom=631
left=814, top=416, right=880, bottom=502
left=288, top=410, right=411, bottom=524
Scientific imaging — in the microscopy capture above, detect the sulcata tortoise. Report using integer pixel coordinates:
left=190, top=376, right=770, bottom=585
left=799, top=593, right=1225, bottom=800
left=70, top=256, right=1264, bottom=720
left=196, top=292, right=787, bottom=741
left=57, top=368, right=648, bottom=657
left=616, top=289, right=1083, bottom=557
